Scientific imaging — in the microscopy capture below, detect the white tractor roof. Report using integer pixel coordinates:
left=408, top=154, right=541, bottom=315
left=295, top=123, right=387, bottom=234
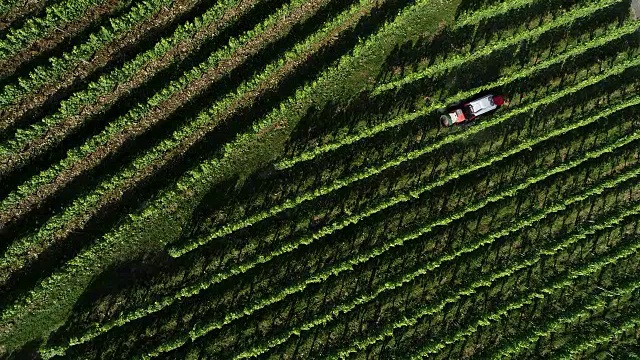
left=468, top=95, right=497, bottom=116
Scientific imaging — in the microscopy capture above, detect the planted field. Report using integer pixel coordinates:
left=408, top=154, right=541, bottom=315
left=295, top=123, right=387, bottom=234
left=0, top=0, right=639, bottom=358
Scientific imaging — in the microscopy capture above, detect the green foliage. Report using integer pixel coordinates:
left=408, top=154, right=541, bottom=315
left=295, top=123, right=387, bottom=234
left=275, top=20, right=640, bottom=169
left=374, top=0, right=625, bottom=94
left=0, top=0, right=108, bottom=60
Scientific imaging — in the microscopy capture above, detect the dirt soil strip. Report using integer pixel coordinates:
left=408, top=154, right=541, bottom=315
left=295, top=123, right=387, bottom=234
left=0, top=0, right=48, bottom=33
left=0, top=0, right=263, bottom=175
left=0, top=0, right=342, bottom=283
left=0, top=0, right=201, bottom=137
left=0, top=0, right=128, bottom=78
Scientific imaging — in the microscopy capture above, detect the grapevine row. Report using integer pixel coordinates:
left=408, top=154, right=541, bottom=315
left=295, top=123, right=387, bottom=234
left=0, top=0, right=325, bottom=223
left=67, top=111, right=640, bottom=360
left=0, top=0, right=424, bottom=345
left=0, top=0, right=265, bottom=151
left=146, top=90, right=640, bottom=349
left=373, top=0, right=623, bottom=94
left=408, top=256, right=640, bottom=360
left=558, top=316, right=640, bottom=359
left=0, top=0, right=200, bottom=136
left=328, top=163, right=640, bottom=359
left=0, top=0, right=129, bottom=80
left=491, top=278, right=640, bottom=358
left=0, top=0, right=104, bottom=60
left=0, top=0, right=352, bottom=287
left=454, top=0, right=547, bottom=28
left=171, top=54, right=640, bottom=256
left=0, top=0, right=330, bottom=280
left=246, top=212, right=640, bottom=360
left=213, top=108, right=640, bottom=358
left=12, top=0, right=389, bottom=353
left=275, top=20, right=640, bottom=169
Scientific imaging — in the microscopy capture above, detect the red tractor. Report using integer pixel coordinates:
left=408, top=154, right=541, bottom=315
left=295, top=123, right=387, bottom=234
left=440, top=94, right=506, bottom=127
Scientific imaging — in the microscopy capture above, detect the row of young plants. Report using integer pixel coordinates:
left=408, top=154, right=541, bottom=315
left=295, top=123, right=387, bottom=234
left=0, top=0, right=266, bottom=153
left=0, top=0, right=437, bottom=351
left=171, top=52, right=640, bottom=258
left=0, top=0, right=110, bottom=61
left=558, top=315, right=640, bottom=359
left=0, top=0, right=324, bottom=223
left=314, top=159, right=640, bottom=359
left=490, top=274, right=640, bottom=358
left=372, top=0, right=623, bottom=94
left=30, top=1, right=391, bottom=356
left=275, top=19, right=640, bottom=169
left=0, top=0, right=197, bottom=136
left=0, top=0, right=348, bottom=287
left=198, top=100, right=640, bottom=358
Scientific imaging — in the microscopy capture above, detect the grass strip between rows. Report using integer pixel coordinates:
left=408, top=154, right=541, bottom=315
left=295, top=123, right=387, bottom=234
left=267, top=151, right=640, bottom=360
left=274, top=20, right=640, bottom=169
left=372, top=0, right=624, bottom=94
left=171, top=53, right=640, bottom=256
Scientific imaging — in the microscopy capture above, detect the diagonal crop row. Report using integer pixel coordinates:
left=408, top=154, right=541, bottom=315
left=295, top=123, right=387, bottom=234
left=97, top=107, right=640, bottom=360
left=557, top=315, right=640, bottom=359
left=198, top=105, right=640, bottom=359
left=275, top=19, right=640, bottom=169
left=372, top=0, right=624, bottom=94
left=453, top=0, right=548, bottom=28
left=407, top=260, right=640, bottom=360
left=367, top=209, right=640, bottom=360
left=145, top=84, right=640, bottom=348
left=171, top=54, right=640, bottom=257
left=400, top=234, right=640, bottom=360
left=0, top=0, right=352, bottom=285
left=0, top=0, right=420, bottom=345
left=491, top=278, right=640, bottom=358
left=0, top=0, right=128, bottom=77
left=0, top=0, right=325, bottom=223
left=251, top=215, right=640, bottom=360
left=5, top=0, right=390, bottom=350
left=307, top=161, right=640, bottom=359
left=0, top=0, right=202, bottom=137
